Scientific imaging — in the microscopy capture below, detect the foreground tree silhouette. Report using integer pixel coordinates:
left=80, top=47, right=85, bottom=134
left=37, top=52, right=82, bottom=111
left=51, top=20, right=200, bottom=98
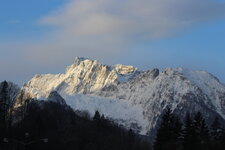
left=183, top=112, right=210, bottom=150
left=93, top=110, right=101, bottom=121
left=211, top=117, right=221, bottom=139
left=193, top=112, right=209, bottom=150
left=0, top=81, right=10, bottom=133
left=182, top=112, right=196, bottom=150
left=154, top=108, right=182, bottom=150
left=210, top=117, right=225, bottom=150
left=1, top=100, right=151, bottom=150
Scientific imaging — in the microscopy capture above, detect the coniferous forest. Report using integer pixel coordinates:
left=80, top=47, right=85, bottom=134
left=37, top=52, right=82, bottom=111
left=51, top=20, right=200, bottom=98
left=154, top=108, right=225, bottom=150
left=0, top=81, right=151, bottom=150
left=0, top=81, right=225, bottom=150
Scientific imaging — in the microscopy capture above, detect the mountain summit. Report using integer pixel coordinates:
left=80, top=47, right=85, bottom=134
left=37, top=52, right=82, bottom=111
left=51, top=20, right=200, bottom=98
left=21, top=57, right=225, bottom=135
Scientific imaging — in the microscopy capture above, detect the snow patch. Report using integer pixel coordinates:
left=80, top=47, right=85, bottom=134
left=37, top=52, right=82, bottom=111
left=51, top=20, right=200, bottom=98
left=177, top=68, right=225, bottom=118
left=62, top=94, right=149, bottom=135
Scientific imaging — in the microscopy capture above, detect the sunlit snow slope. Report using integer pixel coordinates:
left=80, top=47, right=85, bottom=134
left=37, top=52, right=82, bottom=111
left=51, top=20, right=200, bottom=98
left=22, top=57, right=225, bottom=135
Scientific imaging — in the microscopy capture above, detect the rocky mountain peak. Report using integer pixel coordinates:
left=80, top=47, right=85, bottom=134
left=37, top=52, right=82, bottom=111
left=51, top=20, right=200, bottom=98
left=20, top=57, right=225, bottom=135
left=74, top=56, right=87, bottom=66
left=114, top=64, right=137, bottom=75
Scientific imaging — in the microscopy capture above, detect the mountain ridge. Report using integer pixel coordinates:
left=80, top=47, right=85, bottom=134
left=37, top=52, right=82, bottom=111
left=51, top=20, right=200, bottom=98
left=10, top=57, right=225, bottom=135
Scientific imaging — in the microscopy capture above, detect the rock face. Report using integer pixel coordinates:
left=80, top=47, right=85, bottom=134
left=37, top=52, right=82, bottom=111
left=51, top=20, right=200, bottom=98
left=23, top=57, right=139, bottom=98
left=21, top=57, right=225, bottom=135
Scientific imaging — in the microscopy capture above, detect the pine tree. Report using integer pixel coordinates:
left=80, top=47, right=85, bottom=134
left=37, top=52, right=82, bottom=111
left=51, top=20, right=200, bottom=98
left=218, top=128, right=225, bottom=150
left=182, top=112, right=197, bottom=150
left=211, top=117, right=221, bottom=140
left=210, top=117, right=225, bottom=150
left=100, top=114, right=105, bottom=120
left=0, top=81, right=9, bottom=130
left=93, top=110, right=101, bottom=121
left=173, top=116, right=182, bottom=140
left=154, top=108, right=182, bottom=150
left=193, top=112, right=209, bottom=150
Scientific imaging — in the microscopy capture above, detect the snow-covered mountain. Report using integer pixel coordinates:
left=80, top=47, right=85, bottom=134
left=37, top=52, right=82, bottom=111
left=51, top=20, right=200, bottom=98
left=20, top=57, right=225, bottom=135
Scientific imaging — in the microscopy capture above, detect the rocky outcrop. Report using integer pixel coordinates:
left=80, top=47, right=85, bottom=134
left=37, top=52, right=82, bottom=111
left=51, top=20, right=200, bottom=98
left=23, top=57, right=139, bottom=98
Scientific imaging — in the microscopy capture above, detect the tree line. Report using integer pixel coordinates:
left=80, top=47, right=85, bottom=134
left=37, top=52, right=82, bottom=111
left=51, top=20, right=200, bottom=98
left=0, top=81, right=151, bottom=150
left=154, top=108, right=225, bottom=150
left=1, top=80, right=225, bottom=150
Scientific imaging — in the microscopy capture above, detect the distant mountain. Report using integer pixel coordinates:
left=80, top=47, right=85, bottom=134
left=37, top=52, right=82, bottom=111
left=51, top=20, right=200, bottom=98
left=12, top=57, right=225, bottom=136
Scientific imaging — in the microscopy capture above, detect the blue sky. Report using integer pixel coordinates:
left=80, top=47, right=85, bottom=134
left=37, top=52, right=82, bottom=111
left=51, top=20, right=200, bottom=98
left=0, top=0, right=65, bottom=41
left=0, top=0, right=225, bottom=85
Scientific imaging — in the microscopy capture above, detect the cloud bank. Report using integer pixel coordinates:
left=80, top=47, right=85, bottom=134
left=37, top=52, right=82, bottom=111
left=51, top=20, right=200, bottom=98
left=22, top=0, right=225, bottom=65
left=40, top=0, right=225, bottom=37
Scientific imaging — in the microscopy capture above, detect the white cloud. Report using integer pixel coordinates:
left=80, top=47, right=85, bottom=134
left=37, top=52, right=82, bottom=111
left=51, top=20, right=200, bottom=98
left=23, top=0, right=225, bottom=65
left=1, top=0, right=225, bottom=84
left=40, top=0, right=225, bottom=36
